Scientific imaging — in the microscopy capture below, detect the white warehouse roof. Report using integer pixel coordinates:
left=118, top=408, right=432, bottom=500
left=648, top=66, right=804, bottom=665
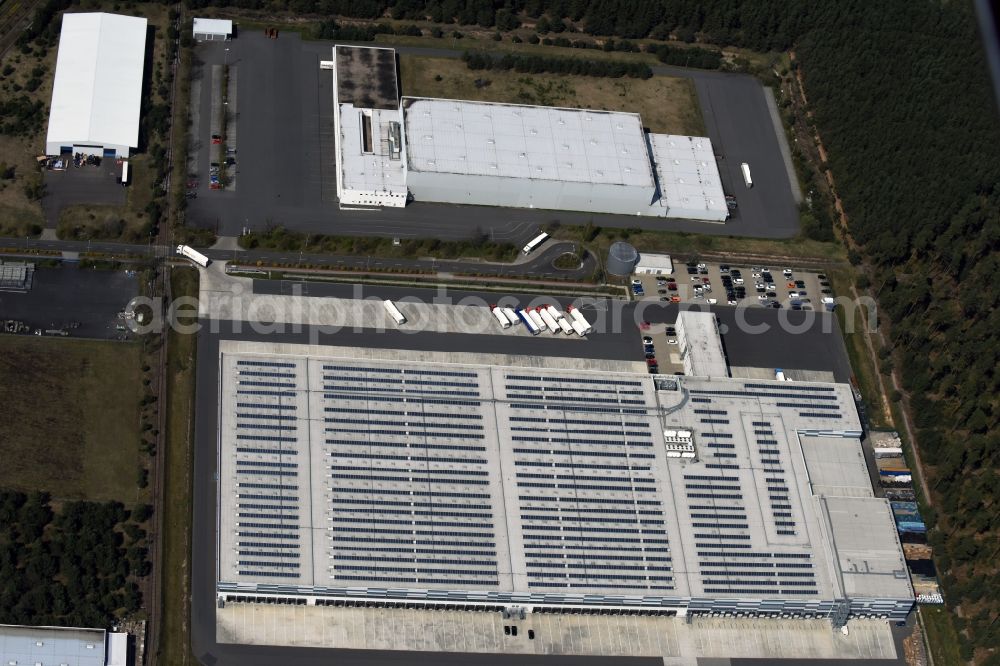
left=192, top=17, right=233, bottom=36
left=402, top=97, right=655, bottom=187
left=46, top=12, right=147, bottom=155
left=649, top=133, right=729, bottom=221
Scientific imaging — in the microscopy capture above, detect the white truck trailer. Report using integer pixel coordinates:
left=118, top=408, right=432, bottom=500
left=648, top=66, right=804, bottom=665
left=490, top=305, right=511, bottom=329
left=570, top=319, right=589, bottom=337
left=516, top=309, right=541, bottom=335
left=544, top=305, right=573, bottom=335
left=502, top=307, right=520, bottom=328
left=536, top=308, right=561, bottom=334
left=522, top=232, right=549, bottom=255
left=566, top=305, right=593, bottom=334
left=383, top=299, right=406, bottom=325
left=527, top=308, right=547, bottom=332
left=740, top=162, right=753, bottom=189
left=176, top=244, right=210, bottom=267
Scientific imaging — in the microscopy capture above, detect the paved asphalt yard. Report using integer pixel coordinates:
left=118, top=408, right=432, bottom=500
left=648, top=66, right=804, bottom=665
left=186, top=33, right=802, bottom=242
left=0, top=264, right=139, bottom=338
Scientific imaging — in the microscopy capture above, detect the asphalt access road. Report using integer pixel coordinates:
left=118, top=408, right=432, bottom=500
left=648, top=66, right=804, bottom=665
left=41, top=159, right=126, bottom=227
left=0, top=237, right=596, bottom=280
left=0, top=264, right=139, bottom=338
left=185, top=33, right=801, bottom=241
left=251, top=279, right=853, bottom=380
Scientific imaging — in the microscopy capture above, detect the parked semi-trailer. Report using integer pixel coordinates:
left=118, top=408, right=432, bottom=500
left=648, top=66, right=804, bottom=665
left=566, top=305, right=593, bottom=334
left=490, top=305, right=511, bottom=329
left=175, top=244, right=210, bottom=267
left=527, top=308, right=547, bottom=331
left=570, top=319, right=589, bottom=337
left=544, top=305, right=573, bottom=334
left=516, top=309, right=541, bottom=335
left=522, top=232, right=550, bottom=255
left=740, top=162, right=753, bottom=189
left=537, top=307, right=561, bottom=334
left=502, top=307, right=520, bottom=328
left=383, top=299, right=406, bottom=325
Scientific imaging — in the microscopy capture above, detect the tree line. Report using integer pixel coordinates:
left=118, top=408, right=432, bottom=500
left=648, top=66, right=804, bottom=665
left=462, top=50, right=652, bottom=78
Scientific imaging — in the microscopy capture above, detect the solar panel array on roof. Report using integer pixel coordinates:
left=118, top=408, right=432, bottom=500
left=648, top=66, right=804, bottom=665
left=215, top=346, right=912, bottom=620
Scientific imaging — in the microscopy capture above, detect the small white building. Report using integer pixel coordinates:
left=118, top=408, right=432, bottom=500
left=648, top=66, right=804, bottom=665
left=46, top=12, right=148, bottom=158
left=676, top=310, right=729, bottom=378
left=192, top=18, right=233, bottom=41
left=634, top=252, right=673, bottom=275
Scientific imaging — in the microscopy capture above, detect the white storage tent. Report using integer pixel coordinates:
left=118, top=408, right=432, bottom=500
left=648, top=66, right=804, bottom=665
left=45, top=12, right=148, bottom=158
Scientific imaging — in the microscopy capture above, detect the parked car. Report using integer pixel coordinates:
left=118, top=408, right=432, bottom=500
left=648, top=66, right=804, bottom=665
left=642, top=336, right=653, bottom=344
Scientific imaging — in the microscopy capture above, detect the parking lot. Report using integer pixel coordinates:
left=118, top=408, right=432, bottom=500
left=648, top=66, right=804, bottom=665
left=0, top=263, right=139, bottom=339
left=631, top=261, right=833, bottom=311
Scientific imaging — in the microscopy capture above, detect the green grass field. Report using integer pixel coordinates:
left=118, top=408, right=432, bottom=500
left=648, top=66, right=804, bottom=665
left=0, top=335, right=144, bottom=502
left=920, top=606, right=964, bottom=666
left=399, top=55, right=705, bottom=136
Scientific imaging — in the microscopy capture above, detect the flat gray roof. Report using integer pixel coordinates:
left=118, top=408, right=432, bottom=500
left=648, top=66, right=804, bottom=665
left=677, top=310, right=729, bottom=378
left=402, top=97, right=655, bottom=187
left=334, top=45, right=398, bottom=110
left=216, top=343, right=912, bottom=611
left=0, top=624, right=106, bottom=666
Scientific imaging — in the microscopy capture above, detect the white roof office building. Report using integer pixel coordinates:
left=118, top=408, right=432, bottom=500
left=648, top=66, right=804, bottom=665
left=214, top=343, right=913, bottom=622
left=46, top=12, right=147, bottom=158
left=328, top=46, right=407, bottom=208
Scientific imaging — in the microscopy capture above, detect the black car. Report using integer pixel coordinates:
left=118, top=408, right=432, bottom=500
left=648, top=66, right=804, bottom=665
left=766, top=291, right=777, bottom=298
left=762, top=272, right=773, bottom=281
left=719, top=264, right=730, bottom=273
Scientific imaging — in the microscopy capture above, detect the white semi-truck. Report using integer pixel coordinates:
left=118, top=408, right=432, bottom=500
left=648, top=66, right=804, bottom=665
left=175, top=244, right=210, bottom=267
left=383, top=299, right=406, bottom=325
left=570, top=319, right=589, bottom=337
left=490, top=305, right=511, bottom=329
left=545, top=305, right=573, bottom=335
left=566, top=305, right=593, bottom=334
left=536, top=308, right=561, bottom=334
left=516, top=309, right=541, bottom=334
left=741, top=162, right=753, bottom=189
left=502, top=307, right=520, bottom=328
left=527, top=308, right=547, bottom=332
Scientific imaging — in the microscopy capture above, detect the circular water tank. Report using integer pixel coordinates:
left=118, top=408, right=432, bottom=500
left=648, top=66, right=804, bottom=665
left=607, top=241, right=638, bottom=277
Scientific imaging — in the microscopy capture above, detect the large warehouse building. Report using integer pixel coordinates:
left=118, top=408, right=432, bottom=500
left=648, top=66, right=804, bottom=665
left=325, top=46, right=728, bottom=221
left=46, top=12, right=147, bottom=158
left=215, top=342, right=913, bottom=622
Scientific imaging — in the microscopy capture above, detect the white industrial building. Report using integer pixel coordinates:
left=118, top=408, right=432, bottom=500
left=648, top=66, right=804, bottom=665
left=324, top=45, right=728, bottom=221
left=325, top=45, right=407, bottom=208
left=46, top=12, right=147, bottom=158
left=634, top=252, right=674, bottom=275
left=192, top=17, right=233, bottom=41
left=214, top=342, right=913, bottom=621
left=677, top=310, right=730, bottom=378
left=403, top=97, right=658, bottom=216
left=0, top=624, right=127, bottom=666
